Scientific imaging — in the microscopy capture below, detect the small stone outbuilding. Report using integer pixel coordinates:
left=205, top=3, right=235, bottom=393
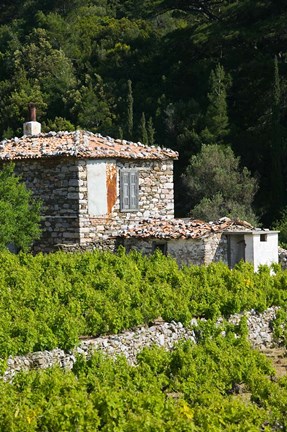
left=119, top=217, right=279, bottom=270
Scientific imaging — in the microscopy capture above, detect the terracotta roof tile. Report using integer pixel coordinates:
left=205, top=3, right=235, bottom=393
left=119, top=217, right=254, bottom=239
left=0, top=130, right=178, bottom=161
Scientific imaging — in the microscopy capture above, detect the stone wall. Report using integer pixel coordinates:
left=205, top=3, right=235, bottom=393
left=122, top=238, right=154, bottom=255
left=11, top=157, right=175, bottom=252
left=167, top=239, right=205, bottom=266
left=122, top=234, right=228, bottom=267
left=2, top=307, right=280, bottom=382
left=78, top=159, right=175, bottom=248
left=278, top=247, right=287, bottom=270
left=14, top=158, right=80, bottom=252
left=204, top=233, right=228, bottom=265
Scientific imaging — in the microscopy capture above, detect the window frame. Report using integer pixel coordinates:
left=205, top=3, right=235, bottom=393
left=120, top=169, right=139, bottom=212
left=152, top=241, right=167, bottom=255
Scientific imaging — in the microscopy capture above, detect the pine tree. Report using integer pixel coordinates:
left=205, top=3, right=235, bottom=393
left=75, top=77, right=113, bottom=133
left=204, top=64, right=230, bottom=143
left=127, top=79, right=133, bottom=140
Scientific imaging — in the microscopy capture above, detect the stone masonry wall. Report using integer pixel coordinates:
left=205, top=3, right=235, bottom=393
left=78, top=159, right=175, bottom=249
left=14, top=158, right=81, bottom=252
left=122, top=235, right=228, bottom=267
left=10, top=157, right=175, bottom=252
left=3, top=307, right=280, bottom=382
left=204, top=233, right=229, bottom=265
left=167, top=239, right=205, bottom=266
left=123, top=238, right=154, bottom=255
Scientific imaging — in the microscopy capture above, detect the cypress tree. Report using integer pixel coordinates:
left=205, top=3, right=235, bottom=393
left=118, top=126, right=123, bottom=140
left=127, top=79, right=133, bottom=140
left=147, top=116, right=155, bottom=145
left=205, top=64, right=230, bottom=143
left=140, top=112, right=148, bottom=144
left=270, top=55, right=283, bottom=215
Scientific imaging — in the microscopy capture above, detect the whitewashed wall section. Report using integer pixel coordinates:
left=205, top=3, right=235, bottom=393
left=250, top=232, right=278, bottom=271
left=87, top=161, right=107, bottom=216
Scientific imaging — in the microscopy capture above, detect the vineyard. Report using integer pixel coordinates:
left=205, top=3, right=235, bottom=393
left=1, top=249, right=287, bottom=430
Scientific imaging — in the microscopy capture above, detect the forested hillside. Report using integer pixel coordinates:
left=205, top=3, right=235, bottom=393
left=0, top=0, right=286, bottom=224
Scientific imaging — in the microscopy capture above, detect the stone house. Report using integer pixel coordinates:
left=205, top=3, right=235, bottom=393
left=0, top=113, right=279, bottom=269
left=0, top=116, right=177, bottom=253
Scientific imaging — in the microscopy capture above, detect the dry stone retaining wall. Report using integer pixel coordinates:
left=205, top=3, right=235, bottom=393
left=2, top=307, right=280, bottom=382
left=279, top=247, right=287, bottom=270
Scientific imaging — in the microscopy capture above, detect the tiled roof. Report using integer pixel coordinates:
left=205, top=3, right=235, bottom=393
left=119, top=217, right=255, bottom=240
left=0, top=130, right=178, bottom=161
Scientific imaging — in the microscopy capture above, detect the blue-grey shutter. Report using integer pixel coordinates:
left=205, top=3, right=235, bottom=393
left=120, top=170, right=139, bottom=211
left=121, top=171, right=130, bottom=210
left=129, top=171, right=138, bottom=209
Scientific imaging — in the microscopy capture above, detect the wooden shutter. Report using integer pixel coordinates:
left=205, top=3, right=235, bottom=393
left=129, top=171, right=138, bottom=209
left=120, top=171, right=130, bottom=210
left=120, top=170, right=139, bottom=211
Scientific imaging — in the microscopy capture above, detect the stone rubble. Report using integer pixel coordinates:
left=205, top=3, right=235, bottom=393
left=218, top=307, right=280, bottom=348
left=278, top=247, right=287, bottom=270
left=2, top=307, right=282, bottom=382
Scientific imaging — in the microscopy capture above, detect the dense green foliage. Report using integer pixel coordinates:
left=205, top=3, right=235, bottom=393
left=182, top=144, right=258, bottom=223
left=1, top=248, right=287, bottom=429
left=0, top=164, right=41, bottom=252
left=273, top=208, right=287, bottom=248
left=0, top=249, right=286, bottom=358
left=0, top=0, right=286, bottom=223
left=2, top=328, right=287, bottom=430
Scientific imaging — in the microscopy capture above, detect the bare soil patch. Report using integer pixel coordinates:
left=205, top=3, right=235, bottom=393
left=261, top=346, right=287, bottom=379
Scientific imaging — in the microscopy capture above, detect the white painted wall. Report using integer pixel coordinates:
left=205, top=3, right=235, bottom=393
left=249, top=232, right=278, bottom=271
left=227, top=231, right=278, bottom=271
left=23, top=121, right=41, bottom=135
left=87, top=160, right=107, bottom=216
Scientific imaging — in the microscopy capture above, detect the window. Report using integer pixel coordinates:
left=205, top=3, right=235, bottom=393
left=260, top=234, right=267, bottom=242
left=120, top=170, right=139, bottom=211
left=152, top=241, right=167, bottom=255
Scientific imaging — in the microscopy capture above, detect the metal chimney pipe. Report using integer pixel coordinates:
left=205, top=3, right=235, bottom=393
left=23, top=102, right=41, bottom=135
left=28, top=103, right=37, bottom=122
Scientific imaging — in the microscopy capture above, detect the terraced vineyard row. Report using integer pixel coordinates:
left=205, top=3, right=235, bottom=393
left=1, top=249, right=287, bottom=358
left=1, top=250, right=287, bottom=430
